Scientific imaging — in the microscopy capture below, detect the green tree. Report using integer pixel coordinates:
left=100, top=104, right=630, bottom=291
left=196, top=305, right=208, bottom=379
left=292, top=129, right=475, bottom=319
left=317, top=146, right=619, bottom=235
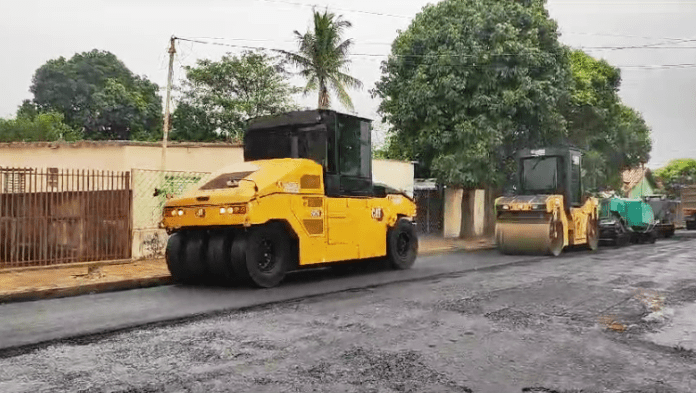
left=373, top=0, right=571, bottom=187
left=0, top=111, right=82, bottom=142
left=563, top=50, right=652, bottom=192
left=172, top=51, right=300, bottom=142
left=654, top=159, right=696, bottom=197
left=29, top=49, right=162, bottom=140
left=282, top=9, right=363, bottom=110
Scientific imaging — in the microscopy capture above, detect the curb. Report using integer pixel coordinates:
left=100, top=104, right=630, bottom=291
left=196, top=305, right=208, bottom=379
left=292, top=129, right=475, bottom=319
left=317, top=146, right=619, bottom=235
left=0, top=243, right=497, bottom=304
left=0, top=276, right=173, bottom=304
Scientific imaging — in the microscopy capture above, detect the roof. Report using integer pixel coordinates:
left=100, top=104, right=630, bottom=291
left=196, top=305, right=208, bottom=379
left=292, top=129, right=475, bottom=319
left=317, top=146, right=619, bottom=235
left=247, top=109, right=372, bottom=130
left=622, top=167, right=653, bottom=194
left=0, top=140, right=243, bottom=149
left=414, top=178, right=438, bottom=190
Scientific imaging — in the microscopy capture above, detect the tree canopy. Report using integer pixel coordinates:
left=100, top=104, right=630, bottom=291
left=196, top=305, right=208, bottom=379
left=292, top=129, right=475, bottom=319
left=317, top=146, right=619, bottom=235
left=283, top=9, right=363, bottom=111
left=0, top=111, right=82, bottom=143
left=29, top=49, right=163, bottom=140
left=171, top=51, right=300, bottom=142
left=373, top=0, right=571, bottom=187
left=374, top=0, right=652, bottom=191
left=654, top=159, right=696, bottom=197
left=563, top=50, right=651, bottom=192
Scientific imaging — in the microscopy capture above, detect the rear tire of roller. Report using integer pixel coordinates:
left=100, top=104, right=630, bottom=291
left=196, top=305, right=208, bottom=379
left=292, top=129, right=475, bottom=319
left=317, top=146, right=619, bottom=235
left=182, top=231, right=209, bottom=283
left=166, top=231, right=191, bottom=283
left=207, top=230, right=235, bottom=285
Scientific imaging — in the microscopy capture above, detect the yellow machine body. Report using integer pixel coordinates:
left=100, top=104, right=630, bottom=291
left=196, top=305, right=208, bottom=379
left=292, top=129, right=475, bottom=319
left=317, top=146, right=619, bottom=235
left=495, top=194, right=598, bottom=256
left=161, top=158, right=417, bottom=266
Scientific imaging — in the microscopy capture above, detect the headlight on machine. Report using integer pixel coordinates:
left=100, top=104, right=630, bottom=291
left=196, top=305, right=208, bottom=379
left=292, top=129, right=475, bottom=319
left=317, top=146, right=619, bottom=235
left=219, top=204, right=247, bottom=214
left=533, top=204, right=546, bottom=210
left=501, top=205, right=510, bottom=210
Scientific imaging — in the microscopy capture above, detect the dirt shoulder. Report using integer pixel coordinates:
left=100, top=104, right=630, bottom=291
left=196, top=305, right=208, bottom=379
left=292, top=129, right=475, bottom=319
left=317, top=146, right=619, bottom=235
left=0, top=235, right=694, bottom=392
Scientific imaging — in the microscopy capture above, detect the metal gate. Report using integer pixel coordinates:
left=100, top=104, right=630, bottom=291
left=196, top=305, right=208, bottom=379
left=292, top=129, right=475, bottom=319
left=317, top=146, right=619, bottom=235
left=414, top=186, right=444, bottom=235
left=0, top=168, right=132, bottom=268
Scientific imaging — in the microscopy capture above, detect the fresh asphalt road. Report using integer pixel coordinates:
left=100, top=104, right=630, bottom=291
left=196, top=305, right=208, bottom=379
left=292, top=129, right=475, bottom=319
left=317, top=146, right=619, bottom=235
left=0, top=234, right=692, bottom=352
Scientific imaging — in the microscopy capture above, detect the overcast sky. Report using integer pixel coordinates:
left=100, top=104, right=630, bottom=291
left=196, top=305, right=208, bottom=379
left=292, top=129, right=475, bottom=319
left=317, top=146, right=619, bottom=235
left=1, top=0, right=695, bottom=168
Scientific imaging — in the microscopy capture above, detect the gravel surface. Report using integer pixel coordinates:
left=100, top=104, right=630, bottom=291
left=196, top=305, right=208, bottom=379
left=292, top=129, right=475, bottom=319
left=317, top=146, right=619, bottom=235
left=1, top=233, right=695, bottom=393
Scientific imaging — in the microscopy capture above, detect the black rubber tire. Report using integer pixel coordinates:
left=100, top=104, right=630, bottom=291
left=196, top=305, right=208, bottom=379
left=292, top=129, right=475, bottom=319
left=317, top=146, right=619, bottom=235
left=387, top=218, right=418, bottom=270
left=648, top=230, right=657, bottom=244
left=242, top=224, right=291, bottom=288
left=229, top=230, right=251, bottom=284
left=165, top=231, right=191, bottom=283
left=207, top=230, right=235, bottom=285
left=687, top=221, right=696, bottom=230
left=586, top=217, right=599, bottom=251
left=665, top=227, right=676, bottom=238
left=182, top=230, right=209, bottom=283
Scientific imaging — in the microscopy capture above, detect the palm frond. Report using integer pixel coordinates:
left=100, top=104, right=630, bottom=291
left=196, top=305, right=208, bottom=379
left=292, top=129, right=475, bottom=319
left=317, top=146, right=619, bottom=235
left=335, top=71, right=363, bottom=90
left=329, top=76, right=353, bottom=111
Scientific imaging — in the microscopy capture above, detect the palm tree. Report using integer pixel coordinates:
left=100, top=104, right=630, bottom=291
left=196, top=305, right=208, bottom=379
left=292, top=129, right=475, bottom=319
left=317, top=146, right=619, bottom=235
left=283, top=9, right=363, bottom=111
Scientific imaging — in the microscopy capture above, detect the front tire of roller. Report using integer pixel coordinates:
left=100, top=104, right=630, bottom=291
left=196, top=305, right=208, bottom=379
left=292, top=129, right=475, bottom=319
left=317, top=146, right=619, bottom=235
left=241, top=224, right=291, bottom=288
left=387, top=218, right=418, bottom=270
left=548, top=220, right=564, bottom=257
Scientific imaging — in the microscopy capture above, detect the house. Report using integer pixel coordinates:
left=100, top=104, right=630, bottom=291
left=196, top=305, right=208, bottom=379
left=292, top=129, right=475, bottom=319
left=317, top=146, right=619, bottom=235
left=622, top=167, right=657, bottom=199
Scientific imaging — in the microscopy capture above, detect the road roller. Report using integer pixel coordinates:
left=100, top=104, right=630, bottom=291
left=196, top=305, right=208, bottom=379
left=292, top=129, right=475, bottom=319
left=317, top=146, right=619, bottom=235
left=160, top=110, right=418, bottom=288
left=495, top=147, right=599, bottom=256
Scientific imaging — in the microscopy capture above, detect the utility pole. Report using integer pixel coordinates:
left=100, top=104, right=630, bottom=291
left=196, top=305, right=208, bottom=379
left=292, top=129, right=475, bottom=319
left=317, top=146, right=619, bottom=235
left=161, top=36, right=176, bottom=171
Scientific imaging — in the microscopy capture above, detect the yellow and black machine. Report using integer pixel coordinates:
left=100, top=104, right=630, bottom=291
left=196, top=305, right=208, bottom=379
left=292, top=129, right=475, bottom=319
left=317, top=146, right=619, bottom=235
left=495, top=147, right=599, bottom=256
left=160, top=110, right=418, bottom=288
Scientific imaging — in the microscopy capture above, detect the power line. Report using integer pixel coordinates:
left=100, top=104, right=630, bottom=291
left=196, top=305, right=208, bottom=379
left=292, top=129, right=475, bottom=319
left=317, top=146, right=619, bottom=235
left=559, top=30, right=689, bottom=41
left=174, top=36, right=696, bottom=70
left=250, top=0, right=411, bottom=19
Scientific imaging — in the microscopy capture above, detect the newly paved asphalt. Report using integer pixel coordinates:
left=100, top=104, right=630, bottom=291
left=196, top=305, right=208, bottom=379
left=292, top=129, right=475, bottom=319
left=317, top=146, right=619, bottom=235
left=0, top=233, right=692, bottom=352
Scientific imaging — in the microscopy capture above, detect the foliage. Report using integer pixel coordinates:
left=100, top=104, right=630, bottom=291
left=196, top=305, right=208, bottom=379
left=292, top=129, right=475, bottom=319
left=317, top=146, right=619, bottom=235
left=0, top=111, right=82, bottom=142
left=29, top=49, right=162, bottom=140
left=563, top=50, right=652, bottom=193
left=172, top=51, right=300, bottom=142
left=373, top=0, right=571, bottom=188
left=654, top=159, right=696, bottom=197
left=282, top=9, right=363, bottom=110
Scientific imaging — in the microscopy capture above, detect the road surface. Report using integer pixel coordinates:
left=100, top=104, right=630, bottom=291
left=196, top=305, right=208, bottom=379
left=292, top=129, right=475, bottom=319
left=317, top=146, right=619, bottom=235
left=0, top=232, right=694, bottom=392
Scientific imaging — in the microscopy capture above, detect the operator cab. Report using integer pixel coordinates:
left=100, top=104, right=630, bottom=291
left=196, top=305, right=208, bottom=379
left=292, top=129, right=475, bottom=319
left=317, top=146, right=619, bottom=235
left=244, top=109, right=380, bottom=198
left=515, top=147, right=584, bottom=210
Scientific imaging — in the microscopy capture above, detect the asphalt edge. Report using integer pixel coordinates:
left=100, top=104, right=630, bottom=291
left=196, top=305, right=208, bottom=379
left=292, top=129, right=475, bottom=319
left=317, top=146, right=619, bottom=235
left=0, top=276, right=173, bottom=305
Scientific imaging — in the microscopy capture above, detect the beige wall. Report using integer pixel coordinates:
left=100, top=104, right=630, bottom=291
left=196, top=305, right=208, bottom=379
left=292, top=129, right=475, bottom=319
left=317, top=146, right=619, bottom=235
left=0, top=143, right=128, bottom=170
left=0, top=142, right=245, bottom=172
left=444, top=187, right=463, bottom=238
left=125, top=145, right=244, bottom=172
left=372, top=159, right=414, bottom=198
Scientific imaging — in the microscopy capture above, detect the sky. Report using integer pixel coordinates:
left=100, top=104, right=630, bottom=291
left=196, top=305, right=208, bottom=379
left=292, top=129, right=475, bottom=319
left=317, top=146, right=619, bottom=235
left=1, top=0, right=695, bottom=169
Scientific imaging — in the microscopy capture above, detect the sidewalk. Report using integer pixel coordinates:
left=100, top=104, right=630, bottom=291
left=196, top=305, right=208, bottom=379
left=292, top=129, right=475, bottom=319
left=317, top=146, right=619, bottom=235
left=0, top=236, right=495, bottom=304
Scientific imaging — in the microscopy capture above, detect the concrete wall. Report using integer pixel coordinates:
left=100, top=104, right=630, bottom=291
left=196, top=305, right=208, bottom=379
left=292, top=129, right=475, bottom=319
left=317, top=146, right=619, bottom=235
left=444, top=187, right=463, bottom=238
left=0, top=141, right=245, bottom=172
left=372, top=159, right=414, bottom=198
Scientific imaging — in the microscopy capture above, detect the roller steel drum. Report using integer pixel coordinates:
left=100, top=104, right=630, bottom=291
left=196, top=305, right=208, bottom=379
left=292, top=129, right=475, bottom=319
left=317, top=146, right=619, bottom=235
left=496, top=216, right=564, bottom=256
